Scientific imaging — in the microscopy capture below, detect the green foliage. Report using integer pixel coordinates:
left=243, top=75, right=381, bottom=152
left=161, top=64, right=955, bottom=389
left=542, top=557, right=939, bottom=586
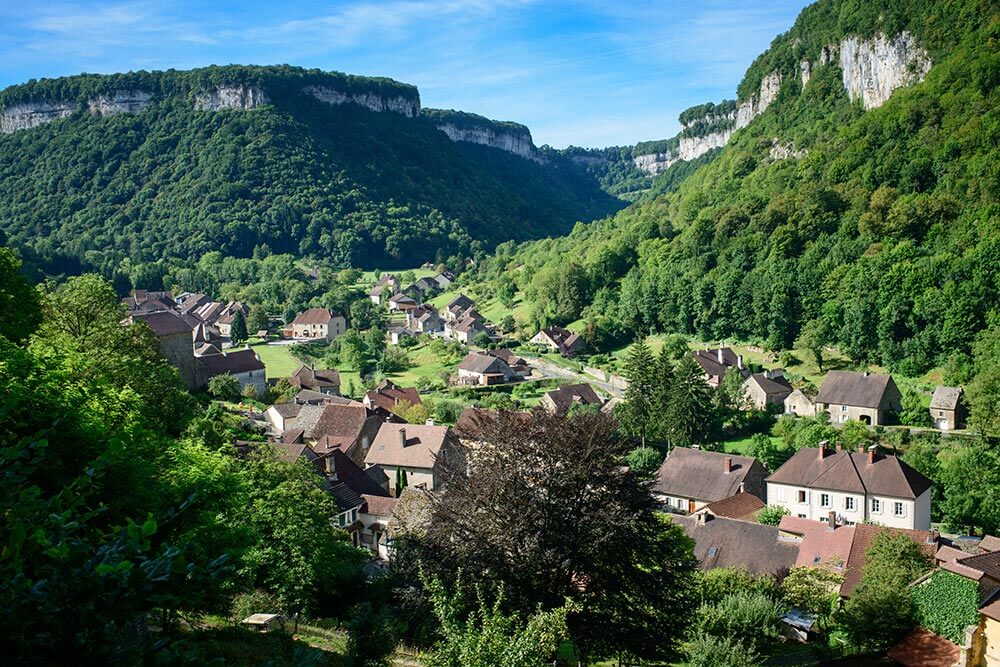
left=694, top=590, right=782, bottom=652
left=247, top=303, right=270, bottom=334
left=684, top=634, right=760, bottom=667
left=665, top=355, right=721, bottom=449
left=0, top=247, right=41, bottom=342
left=625, top=446, right=662, bottom=478
left=757, top=505, right=791, bottom=526
left=230, top=309, right=248, bottom=345
left=780, top=567, right=843, bottom=620
left=0, top=66, right=622, bottom=274
left=698, top=568, right=779, bottom=606
left=424, top=578, right=570, bottom=667
left=208, top=374, right=241, bottom=401
left=912, top=571, right=980, bottom=644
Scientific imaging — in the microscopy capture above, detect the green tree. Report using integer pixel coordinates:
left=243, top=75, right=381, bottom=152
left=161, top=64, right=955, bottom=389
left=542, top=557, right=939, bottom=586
left=208, top=374, right=241, bottom=401
left=229, top=309, right=248, bottom=345
left=396, top=467, right=409, bottom=496
left=247, top=304, right=269, bottom=334
left=694, top=590, right=782, bottom=652
left=0, top=247, right=41, bottom=343
left=684, top=634, right=759, bottom=667
left=795, top=319, right=827, bottom=372
left=619, top=337, right=656, bottom=441
left=625, top=446, right=662, bottom=478
left=757, top=505, right=790, bottom=526
left=780, top=567, right=843, bottom=623
left=665, top=355, right=720, bottom=449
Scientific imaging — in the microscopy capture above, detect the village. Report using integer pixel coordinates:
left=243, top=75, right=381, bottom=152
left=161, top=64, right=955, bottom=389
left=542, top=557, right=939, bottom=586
left=114, top=266, right=993, bottom=665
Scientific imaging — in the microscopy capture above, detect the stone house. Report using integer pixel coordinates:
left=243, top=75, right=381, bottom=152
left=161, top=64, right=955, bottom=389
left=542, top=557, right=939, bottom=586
left=290, top=308, right=346, bottom=341
left=388, top=294, right=417, bottom=313
left=690, top=346, right=750, bottom=389
left=652, top=448, right=768, bottom=515
left=363, top=380, right=422, bottom=418
left=364, top=423, right=464, bottom=495
left=766, top=444, right=932, bottom=530
left=457, top=351, right=514, bottom=385
left=214, top=301, right=249, bottom=337
left=288, top=364, right=341, bottom=395
left=541, top=383, right=603, bottom=415
left=449, top=315, right=489, bottom=344
left=814, top=371, right=901, bottom=425
left=359, top=494, right=398, bottom=560
left=443, top=294, right=475, bottom=321
left=930, top=386, right=965, bottom=431
left=530, top=326, right=584, bottom=357
left=196, top=348, right=267, bottom=395
left=128, top=311, right=198, bottom=389
left=784, top=388, right=816, bottom=417
left=742, top=369, right=793, bottom=410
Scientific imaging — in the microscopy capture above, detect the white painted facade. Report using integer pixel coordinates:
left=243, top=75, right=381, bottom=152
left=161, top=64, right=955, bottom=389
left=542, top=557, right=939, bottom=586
left=767, top=481, right=930, bottom=530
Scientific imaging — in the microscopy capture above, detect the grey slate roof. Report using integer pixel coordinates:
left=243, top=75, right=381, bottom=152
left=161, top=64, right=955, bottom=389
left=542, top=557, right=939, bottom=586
left=814, top=371, right=895, bottom=408
left=746, top=372, right=793, bottom=397
left=458, top=352, right=509, bottom=375
left=543, top=383, right=602, bottom=415
left=672, top=515, right=799, bottom=576
left=196, top=349, right=265, bottom=375
left=930, top=386, right=963, bottom=410
left=652, top=447, right=763, bottom=503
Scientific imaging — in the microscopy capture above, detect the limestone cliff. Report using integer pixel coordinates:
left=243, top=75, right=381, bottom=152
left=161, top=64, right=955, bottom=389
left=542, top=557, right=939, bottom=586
left=837, top=32, right=931, bottom=109
left=304, top=86, right=419, bottom=117
left=423, top=109, right=538, bottom=160
left=194, top=85, right=270, bottom=111
left=87, top=90, right=153, bottom=116
left=633, top=150, right=679, bottom=176
left=0, top=101, right=76, bottom=133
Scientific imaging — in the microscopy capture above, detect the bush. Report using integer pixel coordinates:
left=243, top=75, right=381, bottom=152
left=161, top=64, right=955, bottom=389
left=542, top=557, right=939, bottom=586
left=757, top=505, right=790, bottom=526
left=230, top=590, right=285, bottom=621
left=684, top=633, right=760, bottom=667
left=625, top=446, right=662, bottom=478
left=241, top=384, right=259, bottom=400
left=699, top=568, right=779, bottom=606
left=695, top=590, right=782, bottom=650
left=208, top=374, right=240, bottom=401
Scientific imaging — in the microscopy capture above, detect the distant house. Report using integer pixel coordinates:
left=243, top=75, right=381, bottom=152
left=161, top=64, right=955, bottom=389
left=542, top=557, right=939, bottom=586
left=364, top=423, right=464, bottom=495
left=387, top=326, right=413, bottom=346
left=388, top=294, right=418, bottom=313
left=814, top=371, right=901, bottom=425
left=123, top=290, right=176, bottom=314
left=263, top=393, right=355, bottom=432
left=457, top=351, right=514, bottom=385
left=541, top=383, right=603, bottom=415
left=784, top=388, right=816, bottom=417
left=930, top=386, right=965, bottom=431
left=196, top=348, right=267, bottom=395
left=443, top=294, right=475, bottom=321
left=310, top=402, right=382, bottom=466
left=766, top=444, right=932, bottom=530
left=364, top=380, right=422, bottom=418
left=407, top=305, right=443, bottom=334
left=672, top=514, right=799, bottom=577
left=530, top=326, right=584, bottom=357
left=485, top=349, right=530, bottom=377
left=413, top=276, right=439, bottom=295
left=651, top=447, right=768, bottom=515
left=214, top=302, right=249, bottom=337
left=319, top=448, right=393, bottom=546
left=742, top=370, right=793, bottom=410
left=359, top=494, right=398, bottom=560
left=690, top=347, right=749, bottom=388
left=128, top=310, right=197, bottom=389
left=287, top=365, right=341, bottom=395
left=290, top=308, right=346, bottom=341
left=374, top=274, right=400, bottom=290
left=433, top=271, right=455, bottom=288
left=369, top=284, right=388, bottom=306
left=449, top=315, right=489, bottom=344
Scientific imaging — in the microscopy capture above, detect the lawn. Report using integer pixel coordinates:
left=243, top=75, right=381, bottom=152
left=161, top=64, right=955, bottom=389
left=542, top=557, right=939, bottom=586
left=250, top=341, right=313, bottom=379
left=721, top=434, right=782, bottom=455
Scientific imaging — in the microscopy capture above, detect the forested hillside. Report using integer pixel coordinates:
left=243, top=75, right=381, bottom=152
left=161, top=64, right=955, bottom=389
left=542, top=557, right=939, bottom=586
left=472, top=0, right=1000, bottom=379
left=0, top=65, right=622, bottom=275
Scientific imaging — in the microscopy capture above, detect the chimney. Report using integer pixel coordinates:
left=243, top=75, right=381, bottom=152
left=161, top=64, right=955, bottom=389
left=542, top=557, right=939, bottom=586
left=724, top=457, right=733, bottom=474
left=696, top=512, right=712, bottom=525
left=737, top=355, right=744, bottom=370
left=857, top=445, right=865, bottom=454
left=425, top=418, right=435, bottom=426
left=738, top=482, right=745, bottom=494
left=835, top=442, right=842, bottom=452
left=818, top=440, right=829, bottom=460
left=863, top=370, right=870, bottom=377
left=399, top=428, right=407, bottom=449
left=717, top=348, right=725, bottom=364
left=325, top=451, right=334, bottom=475
left=868, top=445, right=877, bottom=464
left=361, top=436, right=370, bottom=452
left=827, top=511, right=837, bottom=529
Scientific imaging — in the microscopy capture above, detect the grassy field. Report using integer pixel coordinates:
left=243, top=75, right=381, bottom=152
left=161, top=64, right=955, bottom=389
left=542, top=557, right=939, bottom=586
left=722, top=434, right=783, bottom=455
left=250, top=341, right=313, bottom=379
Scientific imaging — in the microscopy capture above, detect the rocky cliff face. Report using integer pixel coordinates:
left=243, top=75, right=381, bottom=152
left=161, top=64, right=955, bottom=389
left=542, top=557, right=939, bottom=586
left=194, top=85, right=270, bottom=111
left=1, top=101, right=76, bottom=133
left=837, top=32, right=931, bottom=109
left=87, top=90, right=153, bottom=116
left=673, top=31, right=930, bottom=164
left=303, top=86, right=419, bottom=117
left=436, top=123, right=537, bottom=160
left=633, top=150, right=679, bottom=175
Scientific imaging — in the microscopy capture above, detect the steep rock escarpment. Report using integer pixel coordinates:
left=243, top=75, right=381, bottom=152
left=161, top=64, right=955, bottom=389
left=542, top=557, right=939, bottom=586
left=303, top=86, right=420, bottom=117
left=0, top=101, right=76, bottom=133
left=194, top=85, right=270, bottom=111
left=434, top=121, right=538, bottom=161
left=837, top=31, right=931, bottom=109
left=633, top=150, right=679, bottom=176
left=87, top=90, right=153, bottom=116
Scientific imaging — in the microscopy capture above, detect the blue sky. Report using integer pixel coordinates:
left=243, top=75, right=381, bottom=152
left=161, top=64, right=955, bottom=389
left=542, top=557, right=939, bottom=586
left=0, top=0, right=811, bottom=147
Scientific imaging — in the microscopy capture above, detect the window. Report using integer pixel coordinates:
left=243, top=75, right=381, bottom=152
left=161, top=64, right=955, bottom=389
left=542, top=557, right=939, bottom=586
left=872, top=499, right=882, bottom=514
left=798, top=513, right=807, bottom=519
left=894, top=502, right=906, bottom=517
left=841, top=405, right=848, bottom=412
left=820, top=493, right=831, bottom=507
left=845, top=497, right=856, bottom=511
left=797, top=490, right=807, bottom=503
left=774, top=487, right=786, bottom=502
left=707, top=547, right=718, bottom=557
